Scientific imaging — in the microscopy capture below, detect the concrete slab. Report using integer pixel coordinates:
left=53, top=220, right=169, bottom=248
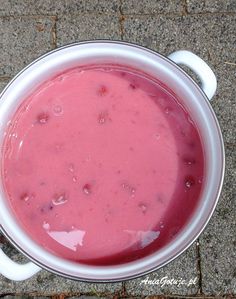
left=57, top=14, right=121, bottom=46
left=199, top=144, right=236, bottom=295
left=68, top=297, right=108, bottom=299
left=211, top=63, right=236, bottom=144
left=121, top=0, right=183, bottom=14
left=0, top=5, right=235, bottom=297
left=186, top=0, right=236, bottom=13
left=0, top=17, right=55, bottom=77
left=123, top=14, right=236, bottom=143
left=0, top=241, right=122, bottom=295
left=0, top=1, right=119, bottom=16
left=0, top=274, right=122, bottom=296
left=125, top=245, right=199, bottom=296
left=123, top=14, right=236, bottom=64
left=0, top=231, right=122, bottom=295
left=0, top=81, right=8, bottom=92
left=1, top=297, right=49, bottom=299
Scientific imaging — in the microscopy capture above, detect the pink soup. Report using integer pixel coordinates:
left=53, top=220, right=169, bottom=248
left=2, top=65, right=204, bottom=265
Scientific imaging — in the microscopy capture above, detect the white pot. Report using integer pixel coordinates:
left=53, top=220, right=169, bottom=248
left=0, top=41, right=224, bottom=282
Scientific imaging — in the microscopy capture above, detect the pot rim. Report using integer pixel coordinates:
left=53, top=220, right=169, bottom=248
left=0, top=39, right=225, bottom=282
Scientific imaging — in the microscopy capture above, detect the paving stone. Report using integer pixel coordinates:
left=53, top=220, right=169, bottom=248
left=123, top=14, right=236, bottom=143
left=125, top=245, right=199, bottom=296
left=0, top=230, right=121, bottom=295
left=0, top=271, right=122, bottom=295
left=0, top=241, right=122, bottom=295
left=121, top=0, right=183, bottom=14
left=0, top=81, right=8, bottom=92
left=210, top=62, right=236, bottom=144
left=0, top=0, right=119, bottom=16
left=123, top=14, right=236, bottom=64
left=0, top=233, right=121, bottom=295
left=199, top=145, right=236, bottom=295
left=186, top=0, right=236, bottom=13
left=57, top=14, right=121, bottom=46
left=0, top=233, right=30, bottom=264
left=68, top=297, right=108, bottom=299
left=0, top=236, right=121, bottom=295
left=0, top=6, right=235, bottom=297
left=0, top=17, right=55, bottom=77
left=1, top=297, right=49, bottom=299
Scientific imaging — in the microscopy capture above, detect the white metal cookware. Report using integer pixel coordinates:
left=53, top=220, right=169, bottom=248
left=0, top=41, right=224, bottom=282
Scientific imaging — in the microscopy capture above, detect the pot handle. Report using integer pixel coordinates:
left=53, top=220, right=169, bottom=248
left=168, top=50, right=217, bottom=100
left=0, top=248, right=41, bottom=281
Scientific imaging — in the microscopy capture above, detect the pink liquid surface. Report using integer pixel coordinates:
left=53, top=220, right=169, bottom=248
left=2, top=65, right=204, bottom=265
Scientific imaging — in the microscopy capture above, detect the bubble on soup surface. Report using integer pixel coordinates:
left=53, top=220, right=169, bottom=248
left=198, top=178, right=203, bottom=184
left=121, top=182, right=136, bottom=197
left=184, top=175, right=196, bottom=189
left=52, top=192, right=68, bottom=205
left=20, top=192, right=34, bottom=202
left=43, top=221, right=50, bottom=230
left=53, top=104, right=63, bottom=116
left=21, top=193, right=29, bottom=201
left=98, top=111, right=111, bottom=124
left=68, top=163, right=75, bottom=172
left=164, top=107, right=172, bottom=114
left=37, top=112, right=49, bottom=124
left=183, top=156, right=196, bottom=165
left=11, top=132, right=18, bottom=139
left=138, top=202, right=148, bottom=214
left=160, top=221, right=165, bottom=229
left=83, top=183, right=92, bottom=195
left=72, top=176, right=77, bottom=182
